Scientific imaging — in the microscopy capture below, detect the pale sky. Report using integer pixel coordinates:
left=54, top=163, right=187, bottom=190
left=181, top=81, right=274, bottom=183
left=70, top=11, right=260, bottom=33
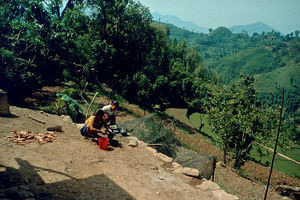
left=137, top=0, right=300, bottom=34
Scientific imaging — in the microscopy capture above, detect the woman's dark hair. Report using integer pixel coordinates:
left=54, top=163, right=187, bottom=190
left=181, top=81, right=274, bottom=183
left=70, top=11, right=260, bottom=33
left=94, top=109, right=104, bottom=116
left=112, top=101, right=119, bottom=108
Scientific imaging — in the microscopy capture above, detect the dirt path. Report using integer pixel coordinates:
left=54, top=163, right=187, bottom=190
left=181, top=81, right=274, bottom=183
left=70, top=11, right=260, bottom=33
left=255, top=142, right=300, bottom=165
left=0, top=106, right=236, bottom=200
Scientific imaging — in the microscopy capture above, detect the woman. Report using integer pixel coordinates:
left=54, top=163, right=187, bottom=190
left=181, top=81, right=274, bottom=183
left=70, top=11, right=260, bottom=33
left=102, top=101, right=119, bottom=125
left=80, top=109, right=107, bottom=138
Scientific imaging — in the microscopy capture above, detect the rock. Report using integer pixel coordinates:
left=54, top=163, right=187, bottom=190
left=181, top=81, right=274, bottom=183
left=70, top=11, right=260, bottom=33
left=128, top=138, right=138, bottom=147
left=182, top=167, right=200, bottom=177
left=174, top=152, right=216, bottom=180
left=173, top=167, right=183, bottom=174
left=171, top=162, right=182, bottom=169
left=196, top=180, right=220, bottom=190
left=156, top=153, right=173, bottom=163
left=274, top=185, right=300, bottom=199
left=0, top=89, right=10, bottom=116
left=137, top=139, right=146, bottom=147
left=145, top=147, right=157, bottom=154
left=62, top=115, right=73, bottom=122
left=47, top=125, right=62, bottom=132
left=168, top=162, right=183, bottom=172
left=211, top=190, right=239, bottom=200
left=216, top=161, right=226, bottom=168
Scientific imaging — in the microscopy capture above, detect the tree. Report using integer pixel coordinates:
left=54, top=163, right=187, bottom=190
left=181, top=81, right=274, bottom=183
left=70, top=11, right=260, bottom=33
left=295, top=30, right=299, bottom=38
left=186, top=81, right=214, bottom=132
left=209, top=76, right=290, bottom=168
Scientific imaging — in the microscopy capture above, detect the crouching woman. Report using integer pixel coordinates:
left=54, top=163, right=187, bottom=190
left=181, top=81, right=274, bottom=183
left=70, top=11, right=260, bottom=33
left=80, top=109, right=107, bottom=138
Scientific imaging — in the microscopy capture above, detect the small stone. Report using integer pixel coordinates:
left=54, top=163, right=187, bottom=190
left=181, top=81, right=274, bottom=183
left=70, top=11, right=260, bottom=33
left=62, top=116, right=72, bottom=122
left=182, top=167, right=200, bottom=177
left=151, top=166, right=158, bottom=170
left=159, top=176, right=165, bottom=180
left=216, top=161, right=226, bottom=168
left=128, top=138, right=138, bottom=147
left=145, top=147, right=157, bottom=154
left=156, top=153, right=173, bottom=163
left=211, top=190, right=239, bottom=200
left=47, top=125, right=62, bottom=132
left=196, top=180, right=220, bottom=190
left=171, top=162, right=182, bottom=169
left=137, top=139, right=146, bottom=147
left=173, top=167, right=183, bottom=174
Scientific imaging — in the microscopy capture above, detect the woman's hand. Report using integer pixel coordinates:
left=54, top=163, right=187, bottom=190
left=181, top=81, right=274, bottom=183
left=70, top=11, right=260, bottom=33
left=99, top=130, right=106, bottom=135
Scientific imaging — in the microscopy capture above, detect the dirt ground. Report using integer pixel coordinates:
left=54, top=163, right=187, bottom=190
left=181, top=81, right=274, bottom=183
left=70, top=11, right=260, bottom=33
left=1, top=106, right=232, bottom=200
left=0, top=105, right=294, bottom=200
left=1, top=84, right=298, bottom=200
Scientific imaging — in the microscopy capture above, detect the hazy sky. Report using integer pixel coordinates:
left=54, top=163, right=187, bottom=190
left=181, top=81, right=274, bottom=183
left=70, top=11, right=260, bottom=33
left=137, top=0, right=300, bottom=34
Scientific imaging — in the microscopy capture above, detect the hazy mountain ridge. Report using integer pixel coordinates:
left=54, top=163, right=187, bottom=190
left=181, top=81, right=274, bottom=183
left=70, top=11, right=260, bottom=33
left=152, top=12, right=281, bottom=35
left=230, top=21, right=280, bottom=35
left=152, top=12, right=208, bottom=33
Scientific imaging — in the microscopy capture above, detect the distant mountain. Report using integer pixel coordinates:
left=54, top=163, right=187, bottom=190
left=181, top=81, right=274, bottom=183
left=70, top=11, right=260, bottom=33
left=152, top=12, right=208, bottom=33
left=230, top=21, right=280, bottom=35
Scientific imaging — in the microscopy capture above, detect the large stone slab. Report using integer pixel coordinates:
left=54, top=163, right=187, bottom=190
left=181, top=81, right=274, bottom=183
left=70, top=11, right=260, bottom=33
left=174, top=152, right=216, bottom=180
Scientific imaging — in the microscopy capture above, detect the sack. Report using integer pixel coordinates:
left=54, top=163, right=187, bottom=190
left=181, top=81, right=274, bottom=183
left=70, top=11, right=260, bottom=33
left=80, top=125, right=87, bottom=136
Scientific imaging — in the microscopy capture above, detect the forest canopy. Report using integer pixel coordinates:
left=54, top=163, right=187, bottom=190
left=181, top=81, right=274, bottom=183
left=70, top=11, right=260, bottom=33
left=0, top=0, right=218, bottom=108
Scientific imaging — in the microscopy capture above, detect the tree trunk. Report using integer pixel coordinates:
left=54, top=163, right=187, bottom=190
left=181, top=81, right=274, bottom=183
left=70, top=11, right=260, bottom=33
left=223, top=150, right=227, bottom=165
left=0, top=89, right=10, bottom=116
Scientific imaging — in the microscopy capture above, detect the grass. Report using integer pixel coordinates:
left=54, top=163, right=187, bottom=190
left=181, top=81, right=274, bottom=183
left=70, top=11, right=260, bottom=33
left=165, top=108, right=220, bottom=144
left=279, top=143, right=300, bottom=162
left=250, top=144, right=300, bottom=178
left=165, top=108, right=300, bottom=179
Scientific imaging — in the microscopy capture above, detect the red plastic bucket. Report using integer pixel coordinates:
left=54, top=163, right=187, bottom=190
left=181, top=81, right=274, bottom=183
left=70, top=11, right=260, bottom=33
left=99, top=137, right=109, bottom=150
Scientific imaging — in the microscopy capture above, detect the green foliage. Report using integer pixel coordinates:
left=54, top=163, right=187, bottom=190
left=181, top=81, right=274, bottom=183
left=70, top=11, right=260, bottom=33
left=56, top=89, right=84, bottom=122
left=1, top=0, right=219, bottom=111
left=208, top=76, right=290, bottom=168
left=254, top=64, right=300, bottom=120
left=165, top=22, right=299, bottom=120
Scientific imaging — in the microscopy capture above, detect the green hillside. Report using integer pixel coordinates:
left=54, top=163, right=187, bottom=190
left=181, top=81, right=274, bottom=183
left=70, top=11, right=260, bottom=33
left=164, top=22, right=300, bottom=118
left=255, top=64, right=300, bottom=115
left=206, top=47, right=282, bottom=83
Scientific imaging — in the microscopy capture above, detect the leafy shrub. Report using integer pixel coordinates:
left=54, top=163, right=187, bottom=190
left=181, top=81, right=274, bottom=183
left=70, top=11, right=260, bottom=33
left=56, top=89, right=84, bottom=122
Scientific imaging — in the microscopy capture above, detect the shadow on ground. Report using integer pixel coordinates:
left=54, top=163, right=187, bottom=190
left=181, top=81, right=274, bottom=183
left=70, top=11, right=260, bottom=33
left=0, top=158, right=135, bottom=200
